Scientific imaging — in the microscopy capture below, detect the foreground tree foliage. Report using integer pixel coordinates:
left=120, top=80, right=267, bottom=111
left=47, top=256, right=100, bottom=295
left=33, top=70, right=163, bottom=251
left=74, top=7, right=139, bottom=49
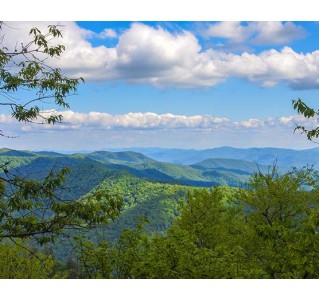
left=240, top=167, right=319, bottom=278
left=0, top=241, right=55, bottom=279
left=0, top=21, right=83, bottom=136
left=0, top=164, right=123, bottom=244
left=292, top=98, right=319, bottom=140
left=0, top=22, right=124, bottom=271
left=67, top=167, right=319, bottom=279
left=1, top=166, right=318, bottom=279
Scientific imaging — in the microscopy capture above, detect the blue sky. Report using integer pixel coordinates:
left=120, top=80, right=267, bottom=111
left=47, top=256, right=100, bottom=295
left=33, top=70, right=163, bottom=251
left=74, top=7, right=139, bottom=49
left=1, top=20, right=319, bottom=151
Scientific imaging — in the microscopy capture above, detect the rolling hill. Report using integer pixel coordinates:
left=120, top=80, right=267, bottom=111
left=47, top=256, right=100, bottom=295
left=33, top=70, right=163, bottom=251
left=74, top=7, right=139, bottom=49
left=121, top=146, right=319, bottom=168
left=191, top=158, right=270, bottom=174
left=0, top=147, right=302, bottom=193
left=80, top=152, right=252, bottom=187
left=86, top=150, right=155, bottom=165
left=1, top=155, right=115, bottom=200
left=1, top=146, right=314, bottom=262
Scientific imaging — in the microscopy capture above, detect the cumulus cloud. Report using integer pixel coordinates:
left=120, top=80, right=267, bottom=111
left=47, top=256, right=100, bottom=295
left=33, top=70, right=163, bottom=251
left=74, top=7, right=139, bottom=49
left=216, top=46, right=319, bottom=88
left=31, top=111, right=230, bottom=130
left=204, top=21, right=306, bottom=46
left=204, top=21, right=251, bottom=43
left=2, top=110, right=318, bottom=133
left=98, top=28, right=118, bottom=39
left=1, top=111, right=318, bottom=150
left=234, top=118, right=265, bottom=128
left=1, top=21, right=317, bottom=89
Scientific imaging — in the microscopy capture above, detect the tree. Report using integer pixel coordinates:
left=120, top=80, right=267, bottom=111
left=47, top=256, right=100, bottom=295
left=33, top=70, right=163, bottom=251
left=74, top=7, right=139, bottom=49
left=0, top=22, right=83, bottom=137
left=292, top=98, right=319, bottom=140
left=240, top=166, right=319, bottom=278
left=0, top=22, right=123, bottom=245
left=57, top=167, right=319, bottom=279
left=124, top=188, right=257, bottom=279
left=0, top=241, right=55, bottom=278
left=73, top=216, right=150, bottom=279
left=0, top=167, right=123, bottom=244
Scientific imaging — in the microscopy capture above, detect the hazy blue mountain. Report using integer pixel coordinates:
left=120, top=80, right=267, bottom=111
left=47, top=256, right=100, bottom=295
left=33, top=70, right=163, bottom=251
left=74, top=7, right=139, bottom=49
left=115, top=147, right=319, bottom=168
left=7, top=146, right=318, bottom=169
left=86, top=151, right=155, bottom=165
left=0, top=148, right=37, bottom=157
left=35, top=151, right=66, bottom=157
left=81, top=153, right=251, bottom=187
left=191, top=158, right=270, bottom=174
left=2, top=146, right=317, bottom=194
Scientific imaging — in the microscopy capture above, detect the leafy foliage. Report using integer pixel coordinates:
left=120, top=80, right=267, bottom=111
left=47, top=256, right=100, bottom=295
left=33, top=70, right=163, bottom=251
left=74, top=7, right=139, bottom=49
left=1, top=164, right=319, bottom=279
left=0, top=23, right=127, bottom=278
left=292, top=98, right=319, bottom=140
left=92, top=174, right=196, bottom=240
left=0, top=22, right=83, bottom=137
left=0, top=165, right=123, bottom=244
left=0, top=241, right=55, bottom=278
left=67, top=167, right=319, bottom=279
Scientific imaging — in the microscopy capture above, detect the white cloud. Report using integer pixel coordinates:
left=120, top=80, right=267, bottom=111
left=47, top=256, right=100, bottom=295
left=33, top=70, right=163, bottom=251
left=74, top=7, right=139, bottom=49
left=205, top=21, right=251, bottom=43
left=252, top=22, right=306, bottom=45
left=204, top=21, right=306, bottom=46
left=2, top=110, right=319, bottom=132
left=1, top=21, right=317, bottom=89
left=235, top=118, right=265, bottom=128
left=98, top=28, right=118, bottom=39
left=1, top=111, right=318, bottom=150
left=35, top=111, right=231, bottom=130
left=216, top=47, right=319, bottom=88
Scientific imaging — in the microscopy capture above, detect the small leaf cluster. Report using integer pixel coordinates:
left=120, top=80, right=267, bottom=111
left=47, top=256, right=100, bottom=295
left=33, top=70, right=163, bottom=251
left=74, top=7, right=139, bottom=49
left=292, top=98, right=319, bottom=140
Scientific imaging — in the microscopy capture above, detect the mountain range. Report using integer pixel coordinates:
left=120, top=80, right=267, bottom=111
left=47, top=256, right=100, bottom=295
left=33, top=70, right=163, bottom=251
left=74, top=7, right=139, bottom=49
left=2, top=146, right=318, bottom=190
left=0, top=147, right=276, bottom=189
left=105, top=146, right=319, bottom=167
left=1, top=146, right=318, bottom=259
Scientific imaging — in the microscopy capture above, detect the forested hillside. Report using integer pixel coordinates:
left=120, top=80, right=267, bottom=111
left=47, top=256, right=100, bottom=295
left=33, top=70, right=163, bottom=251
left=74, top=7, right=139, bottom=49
left=1, top=148, right=269, bottom=188
left=2, top=165, right=317, bottom=279
left=1, top=147, right=319, bottom=279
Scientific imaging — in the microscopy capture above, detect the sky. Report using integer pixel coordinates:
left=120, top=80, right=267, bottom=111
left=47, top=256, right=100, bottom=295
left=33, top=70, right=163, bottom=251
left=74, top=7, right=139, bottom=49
left=1, top=20, right=319, bottom=151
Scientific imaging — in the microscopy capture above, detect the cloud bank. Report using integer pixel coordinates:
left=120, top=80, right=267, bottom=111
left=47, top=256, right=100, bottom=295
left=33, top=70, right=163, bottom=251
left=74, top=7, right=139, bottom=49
left=1, top=110, right=317, bottom=132
left=2, top=21, right=318, bottom=89
left=1, top=111, right=317, bottom=150
left=204, top=21, right=306, bottom=46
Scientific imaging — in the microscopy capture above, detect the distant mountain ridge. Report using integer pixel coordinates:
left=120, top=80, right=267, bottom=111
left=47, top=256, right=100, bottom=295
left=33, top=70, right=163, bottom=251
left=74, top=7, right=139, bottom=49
left=0, top=148, right=37, bottom=157
left=86, top=151, right=154, bottom=165
left=108, top=146, right=319, bottom=168
left=191, top=158, right=270, bottom=174
left=3, top=146, right=319, bottom=169
left=1, top=146, right=318, bottom=190
left=0, top=147, right=272, bottom=188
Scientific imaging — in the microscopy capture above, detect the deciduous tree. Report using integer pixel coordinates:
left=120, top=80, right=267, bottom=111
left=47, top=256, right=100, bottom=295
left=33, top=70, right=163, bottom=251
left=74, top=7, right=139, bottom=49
left=0, top=22, right=123, bottom=245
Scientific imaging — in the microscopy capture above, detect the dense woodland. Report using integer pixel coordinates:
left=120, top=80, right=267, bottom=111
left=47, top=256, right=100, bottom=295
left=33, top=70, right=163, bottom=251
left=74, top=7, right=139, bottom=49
left=1, top=149, right=319, bottom=279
